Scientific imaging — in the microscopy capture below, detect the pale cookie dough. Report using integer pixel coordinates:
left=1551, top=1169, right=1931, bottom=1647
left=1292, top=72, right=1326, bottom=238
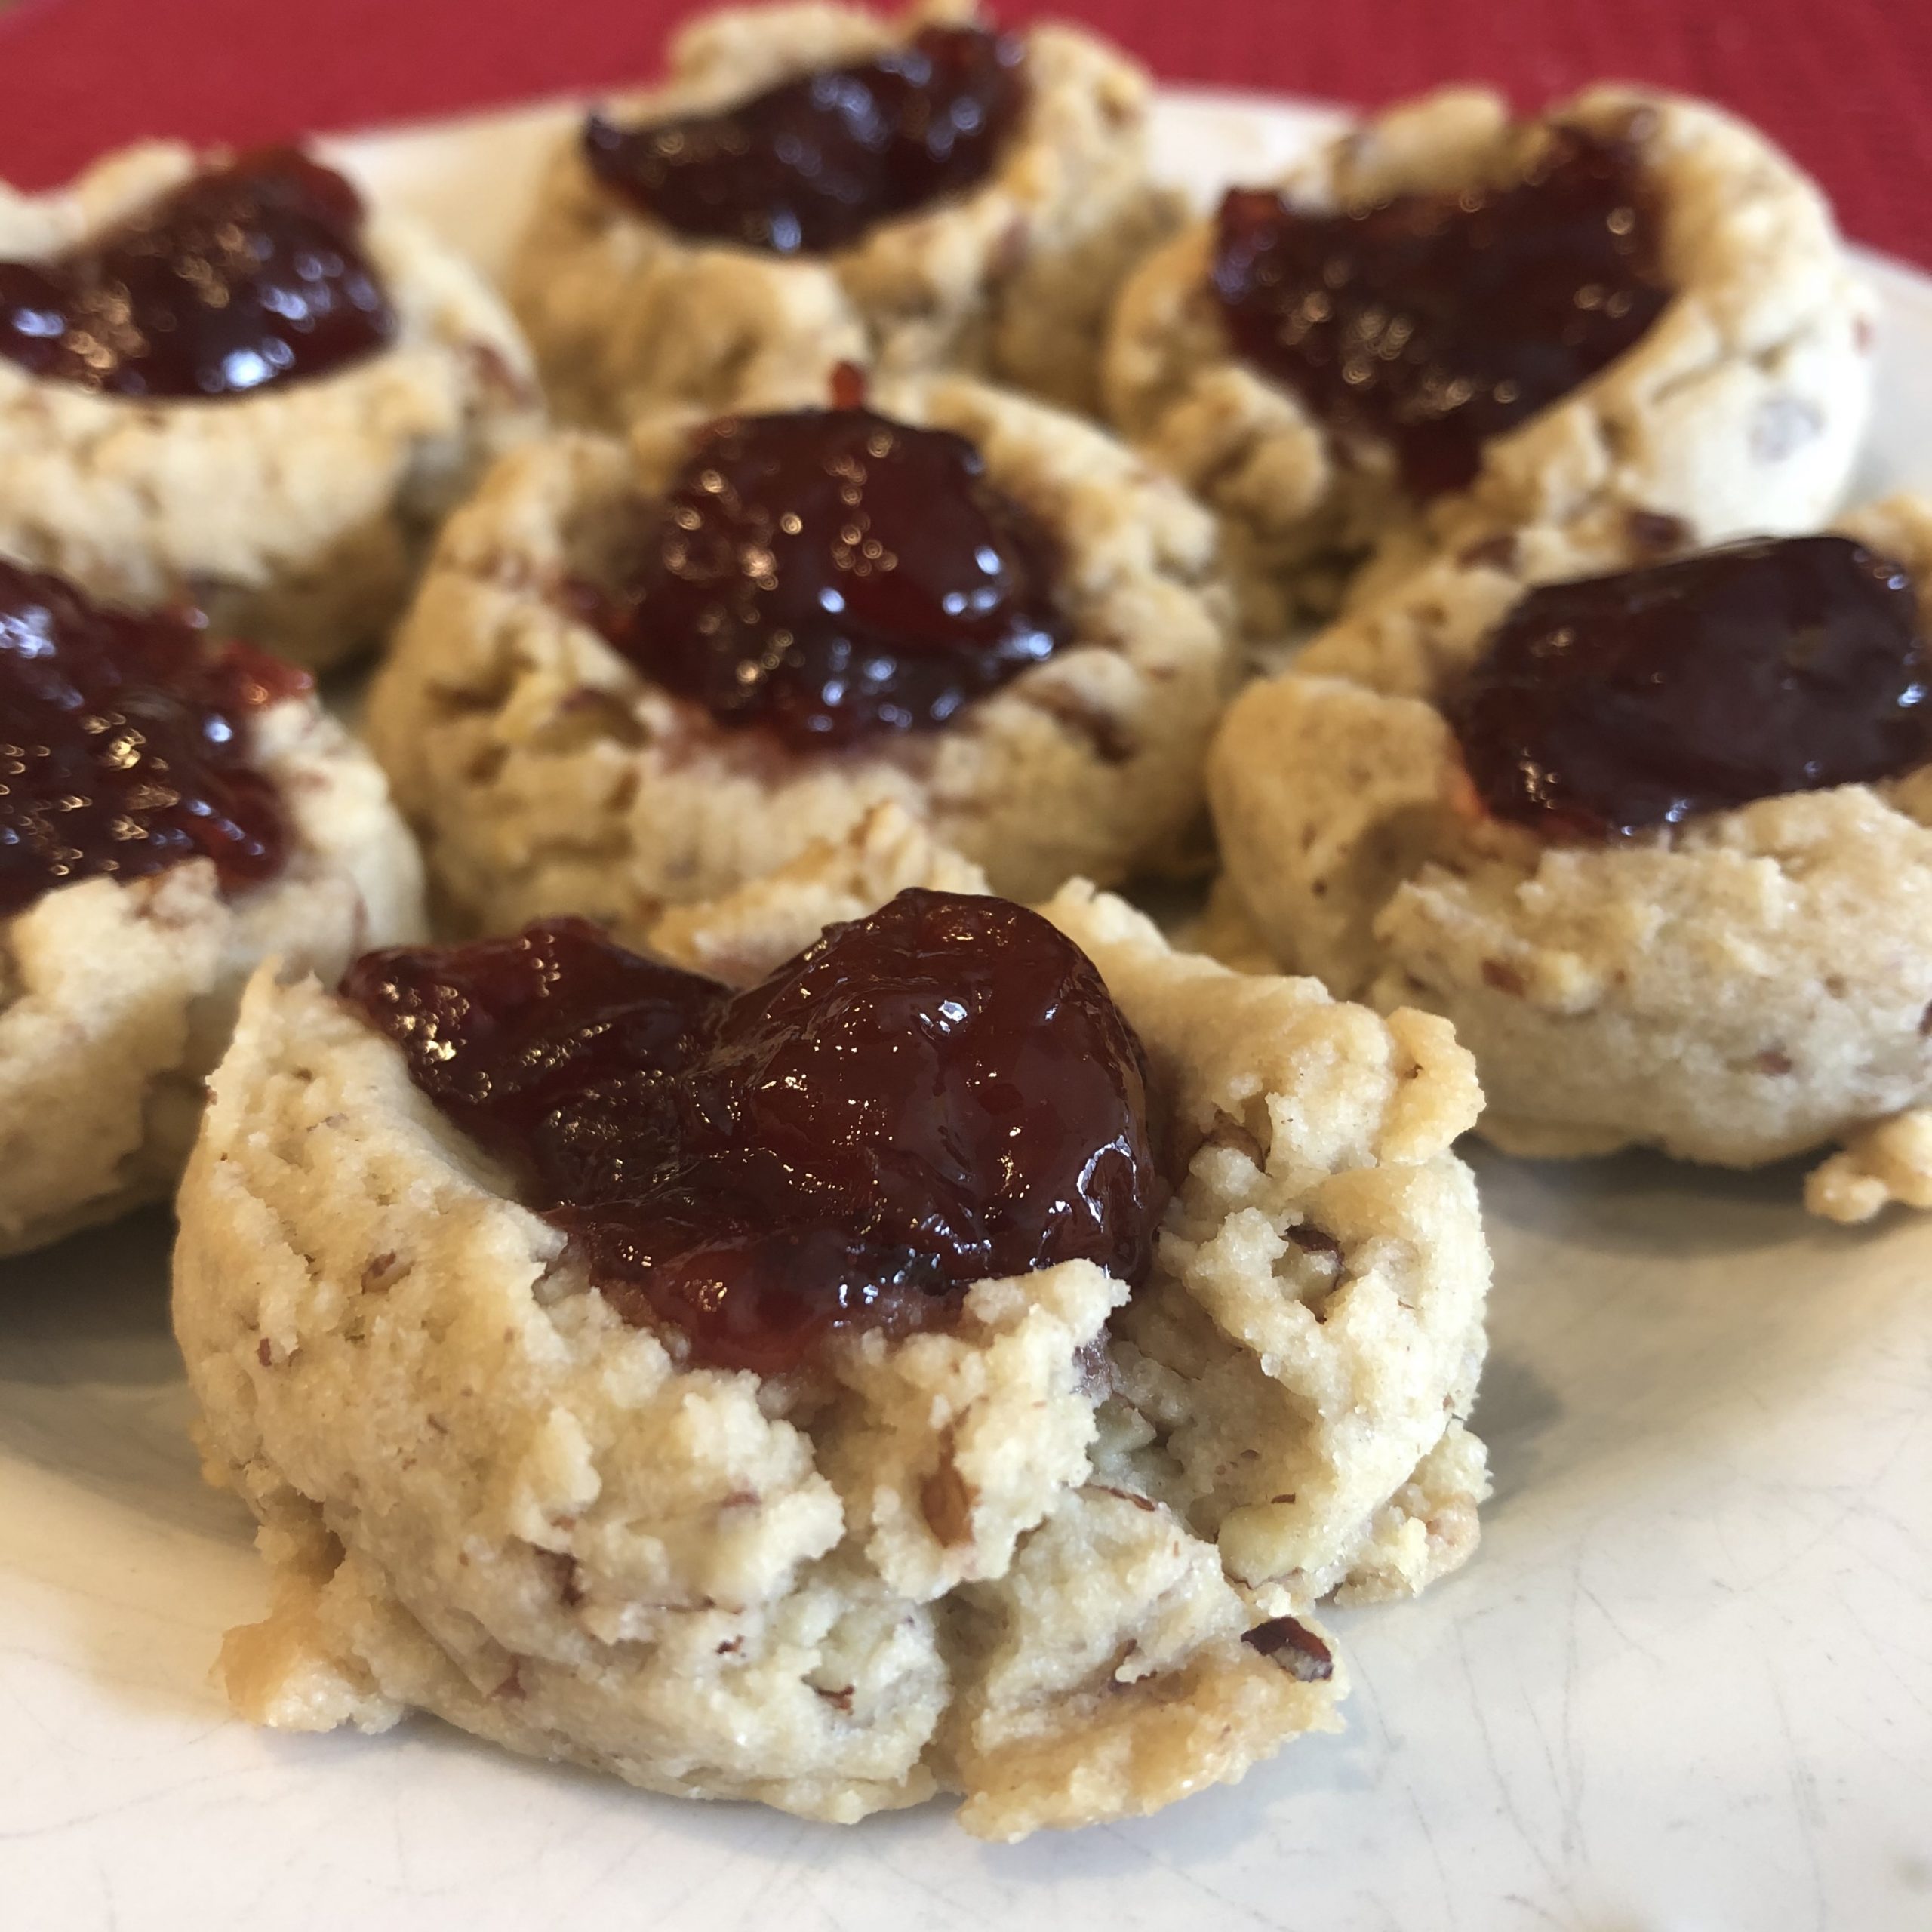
left=0, top=143, right=540, bottom=669
left=508, top=0, right=1178, bottom=423
left=367, top=372, right=1238, bottom=930
left=1209, top=492, right=1932, bottom=1217
left=0, top=694, right=425, bottom=1257
left=174, top=805, right=1491, bottom=1838
left=1105, top=85, right=1874, bottom=640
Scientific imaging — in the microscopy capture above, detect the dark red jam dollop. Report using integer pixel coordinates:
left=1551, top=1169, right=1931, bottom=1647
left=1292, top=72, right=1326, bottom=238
left=0, top=147, right=396, bottom=400
left=583, top=25, right=1027, bottom=254
left=601, top=404, right=1067, bottom=748
left=0, top=560, right=308, bottom=918
left=1211, top=125, right=1670, bottom=499
left=342, top=890, right=1161, bottom=1375
left=1451, top=536, right=1932, bottom=838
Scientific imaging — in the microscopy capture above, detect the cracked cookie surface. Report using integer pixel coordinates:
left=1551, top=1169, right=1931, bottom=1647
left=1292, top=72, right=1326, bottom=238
left=173, top=806, right=1491, bottom=1838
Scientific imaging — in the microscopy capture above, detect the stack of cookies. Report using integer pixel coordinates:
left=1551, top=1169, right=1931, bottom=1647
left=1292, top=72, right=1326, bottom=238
left=2, top=0, right=1911, bottom=1842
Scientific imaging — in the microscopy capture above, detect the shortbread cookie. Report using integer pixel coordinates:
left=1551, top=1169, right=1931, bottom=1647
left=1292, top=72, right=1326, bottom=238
left=0, top=143, right=539, bottom=669
left=1209, top=494, right=1932, bottom=1213
left=1106, top=86, right=1873, bottom=638
left=0, top=562, right=423, bottom=1257
left=174, top=807, right=1491, bottom=1838
left=508, top=0, right=1176, bottom=423
left=368, top=372, right=1236, bottom=928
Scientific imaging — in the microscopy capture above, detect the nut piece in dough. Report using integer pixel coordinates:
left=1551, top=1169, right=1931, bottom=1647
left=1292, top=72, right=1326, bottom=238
left=0, top=143, right=541, bottom=668
left=1105, top=86, right=1873, bottom=639
left=509, top=0, right=1180, bottom=423
left=0, top=681, right=425, bottom=1257
left=1208, top=493, right=1932, bottom=1219
left=173, top=805, right=1492, bottom=1838
left=367, top=372, right=1238, bottom=931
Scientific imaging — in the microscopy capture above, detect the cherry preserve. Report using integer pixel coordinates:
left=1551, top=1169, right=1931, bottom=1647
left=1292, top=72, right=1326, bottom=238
left=583, top=25, right=1027, bottom=255
left=0, top=148, right=396, bottom=400
left=0, top=560, right=307, bottom=918
left=600, top=402, right=1067, bottom=748
left=342, top=890, right=1161, bottom=1374
left=1211, top=125, right=1670, bottom=498
left=1451, top=535, right=1932, bottom=838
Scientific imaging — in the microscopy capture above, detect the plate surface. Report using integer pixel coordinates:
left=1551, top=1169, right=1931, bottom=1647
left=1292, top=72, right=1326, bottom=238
left=4, top=91, right=1931, bottom=1932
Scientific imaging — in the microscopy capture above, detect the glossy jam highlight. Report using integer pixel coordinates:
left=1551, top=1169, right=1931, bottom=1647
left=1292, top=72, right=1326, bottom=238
left=1212, top=125, right=1670, bottom=498
left=584, top=25, right=1027, bottom=255
left=1451, top=535, right=1932, bottom=838
left=343, top=890, right=1161, bottom=1374
left=0, top=560, right=307, bottom=918
left=0, top=147, right=396, bottom=400
left=602, top=404, right=1067, bottom=748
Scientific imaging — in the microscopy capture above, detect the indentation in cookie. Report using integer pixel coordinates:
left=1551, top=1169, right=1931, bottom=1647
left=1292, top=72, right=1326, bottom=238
left=0, top=558, right=309, bottom=918
left=340, top=889, right=1161, bottom=1373
left=592, top=403, right=1069, bottom=747
left=1449, top=534, right=1932, bottom=837
left=0, top=148, right=395, bottom=399
left=583, top=25, right=1028, bottom=255
left=1209, top=122, right=1670, bottom=497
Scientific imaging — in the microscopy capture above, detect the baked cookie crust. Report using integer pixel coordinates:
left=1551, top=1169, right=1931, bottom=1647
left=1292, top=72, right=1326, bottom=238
left=0, top=694, right=425, bottom=1257
left=0, top=143, right=540, bottom=669
left=508, top=0, right=1177, bottom=423
left=1208, top=493, right=1932, bottom=1213
left=174, top=807, right=1491, bottom=1838
left=1105, top=86, right=1874, bottom=639
left=367, top=372, right=1238, bottom=931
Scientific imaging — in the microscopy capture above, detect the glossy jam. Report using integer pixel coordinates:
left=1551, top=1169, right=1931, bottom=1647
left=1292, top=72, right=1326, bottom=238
left=343, top=890, right=1161, bottom=1374
left=602, top=404, right=1066, bottom=748
left=0, top=147, right=395, bottom=400
left=1211, top=125, right=1669, bottom=498
left=584, top=25, right=1027, bottom=255
left=0, top=560, right=307, bottom=918
left=1451, top=536, right=1932, bottom=838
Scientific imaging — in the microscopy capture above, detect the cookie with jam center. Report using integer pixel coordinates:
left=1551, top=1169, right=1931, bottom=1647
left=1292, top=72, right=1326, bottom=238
left=366, top=371, right=1239, bottom=924
left=1208, top=492, right=1932, bottom=1220
left=1105, top=85, right=1874, bottom=644
left=172, top=804, right=1491, bottom=1838
left=0, top=142, right=540, bottom=669
left=0, top=559, right=423, bottom=1257
left=508, top=0, right=1180, bottom=424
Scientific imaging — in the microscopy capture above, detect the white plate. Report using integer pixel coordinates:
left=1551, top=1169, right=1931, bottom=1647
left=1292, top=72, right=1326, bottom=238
left=5, top=90, right=1931, bottom=1932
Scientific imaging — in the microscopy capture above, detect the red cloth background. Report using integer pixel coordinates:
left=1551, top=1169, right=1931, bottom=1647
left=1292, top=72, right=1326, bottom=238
left=0, top=0, right=1927, bottom=266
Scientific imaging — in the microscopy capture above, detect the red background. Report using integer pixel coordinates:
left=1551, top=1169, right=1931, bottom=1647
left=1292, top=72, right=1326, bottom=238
left=0, top=0, right=1927, bottom=266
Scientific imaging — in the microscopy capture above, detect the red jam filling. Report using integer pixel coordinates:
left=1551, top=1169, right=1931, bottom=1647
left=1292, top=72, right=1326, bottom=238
left=583, top=24, right=1027, bottom=255
left=342, top=890, right=1161, bottom=1375
left=0, top=559, right=307, bottom=918
left=0, top=147, right=396, bottom=400
left=1211, top=124, right=1670, bottom=499
left=598, top=403, right=1067, bottom=749
left=1451, top=535, right=1932, bottom=838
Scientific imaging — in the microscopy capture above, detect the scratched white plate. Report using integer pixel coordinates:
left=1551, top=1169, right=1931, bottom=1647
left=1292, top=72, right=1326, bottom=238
left=4, top=91, right=1931, bottom=1932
